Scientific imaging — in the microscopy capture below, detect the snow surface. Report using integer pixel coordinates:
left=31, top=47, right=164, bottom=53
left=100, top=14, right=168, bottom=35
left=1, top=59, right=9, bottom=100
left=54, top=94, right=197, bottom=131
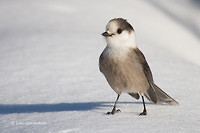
left=0, top=0, right=200, bottom=133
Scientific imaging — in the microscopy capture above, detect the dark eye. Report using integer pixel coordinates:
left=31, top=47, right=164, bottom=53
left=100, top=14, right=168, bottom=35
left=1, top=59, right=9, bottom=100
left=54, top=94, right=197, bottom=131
left=117, top=28, right=122, bottom=34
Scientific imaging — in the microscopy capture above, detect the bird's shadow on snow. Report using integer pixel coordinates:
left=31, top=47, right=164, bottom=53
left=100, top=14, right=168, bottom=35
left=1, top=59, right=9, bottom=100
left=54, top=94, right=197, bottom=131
left=0, top=101, right=152, bottom=114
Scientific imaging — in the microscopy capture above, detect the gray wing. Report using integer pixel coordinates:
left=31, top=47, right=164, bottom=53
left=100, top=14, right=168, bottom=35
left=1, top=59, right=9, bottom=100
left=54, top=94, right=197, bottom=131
left=134, top=48, right=179, bottom=105
left=134, top=48, right=157, bottom=103
left=134, top=48, right=154, bottom=83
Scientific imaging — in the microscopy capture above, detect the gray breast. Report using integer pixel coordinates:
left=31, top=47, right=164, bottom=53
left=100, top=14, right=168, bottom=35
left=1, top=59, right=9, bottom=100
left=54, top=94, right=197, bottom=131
left=99, top=48, right=149, bottom=94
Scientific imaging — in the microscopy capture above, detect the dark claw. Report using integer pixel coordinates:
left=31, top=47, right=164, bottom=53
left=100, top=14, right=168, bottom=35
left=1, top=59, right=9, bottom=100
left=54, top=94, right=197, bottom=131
left=139, top=110, right=147, bottom=116
left=106, top=109, right=121, bottom=115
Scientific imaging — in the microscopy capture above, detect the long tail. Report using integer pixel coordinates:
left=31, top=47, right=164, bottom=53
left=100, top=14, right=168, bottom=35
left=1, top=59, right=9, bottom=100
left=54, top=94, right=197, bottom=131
left=144, top=83, right=179, bottom=105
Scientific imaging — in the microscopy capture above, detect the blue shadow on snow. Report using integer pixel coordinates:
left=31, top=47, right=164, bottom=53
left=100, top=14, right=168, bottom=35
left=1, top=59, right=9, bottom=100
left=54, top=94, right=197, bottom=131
left=0, top=101, right=151, bottom=114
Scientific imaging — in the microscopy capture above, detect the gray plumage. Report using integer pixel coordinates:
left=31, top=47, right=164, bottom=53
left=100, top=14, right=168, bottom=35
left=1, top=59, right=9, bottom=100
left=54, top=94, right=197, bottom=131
left=99, top=18, right=179, bottom=115
left=99, top=48, right=178, bottom=105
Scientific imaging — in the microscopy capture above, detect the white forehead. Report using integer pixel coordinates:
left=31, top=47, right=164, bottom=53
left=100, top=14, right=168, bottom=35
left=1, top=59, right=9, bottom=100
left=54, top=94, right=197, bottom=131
left=106, top=20, right=118, bottom=32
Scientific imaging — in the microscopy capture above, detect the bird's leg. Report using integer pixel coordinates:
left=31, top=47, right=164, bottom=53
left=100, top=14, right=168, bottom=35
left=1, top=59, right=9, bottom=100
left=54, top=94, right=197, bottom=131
left=139, top=96, right=147, bottom=116
left=107, top=94, right=121, bottom=115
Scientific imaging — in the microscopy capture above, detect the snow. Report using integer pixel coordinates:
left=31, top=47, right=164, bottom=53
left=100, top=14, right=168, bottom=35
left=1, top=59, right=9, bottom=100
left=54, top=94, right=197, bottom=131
left=0, top=0, right=200, bottom=133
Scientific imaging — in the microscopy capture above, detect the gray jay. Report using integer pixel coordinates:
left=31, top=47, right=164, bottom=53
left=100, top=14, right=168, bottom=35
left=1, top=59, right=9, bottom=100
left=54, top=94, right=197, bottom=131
left=99, top=18, right=179, bottom=115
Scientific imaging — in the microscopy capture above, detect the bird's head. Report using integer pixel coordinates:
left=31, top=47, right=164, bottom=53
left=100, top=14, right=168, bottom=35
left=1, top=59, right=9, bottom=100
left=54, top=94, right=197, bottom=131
left=102, top=18, right=137, bottom=49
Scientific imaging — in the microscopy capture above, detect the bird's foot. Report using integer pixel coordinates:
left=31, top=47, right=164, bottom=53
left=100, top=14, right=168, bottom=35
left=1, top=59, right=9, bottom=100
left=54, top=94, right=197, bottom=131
left=139, top=109, right=147, bottom=116
left=107, top=109, right=121, bottom=115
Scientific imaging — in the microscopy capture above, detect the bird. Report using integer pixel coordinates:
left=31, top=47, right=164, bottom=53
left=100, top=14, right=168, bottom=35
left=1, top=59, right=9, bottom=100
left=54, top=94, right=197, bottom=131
left=99, top=18, right=179, bottom=115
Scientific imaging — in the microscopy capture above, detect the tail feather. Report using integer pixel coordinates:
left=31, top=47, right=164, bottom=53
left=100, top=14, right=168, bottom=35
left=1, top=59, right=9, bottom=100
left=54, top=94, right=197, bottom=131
left=153, top=84, right=179, bottom=105
left=129, top=93, right=140, bottom=100
left=145, top=83, right=179, bottom=105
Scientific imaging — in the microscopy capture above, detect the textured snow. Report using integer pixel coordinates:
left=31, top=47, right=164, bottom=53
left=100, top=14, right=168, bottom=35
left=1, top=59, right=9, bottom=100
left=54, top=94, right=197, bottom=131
left=0, top=0, right=200, bottom=133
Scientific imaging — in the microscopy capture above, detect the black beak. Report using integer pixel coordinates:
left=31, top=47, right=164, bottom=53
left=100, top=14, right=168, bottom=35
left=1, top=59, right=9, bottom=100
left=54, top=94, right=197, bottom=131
left=102, top=31, right=112, bottom=37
